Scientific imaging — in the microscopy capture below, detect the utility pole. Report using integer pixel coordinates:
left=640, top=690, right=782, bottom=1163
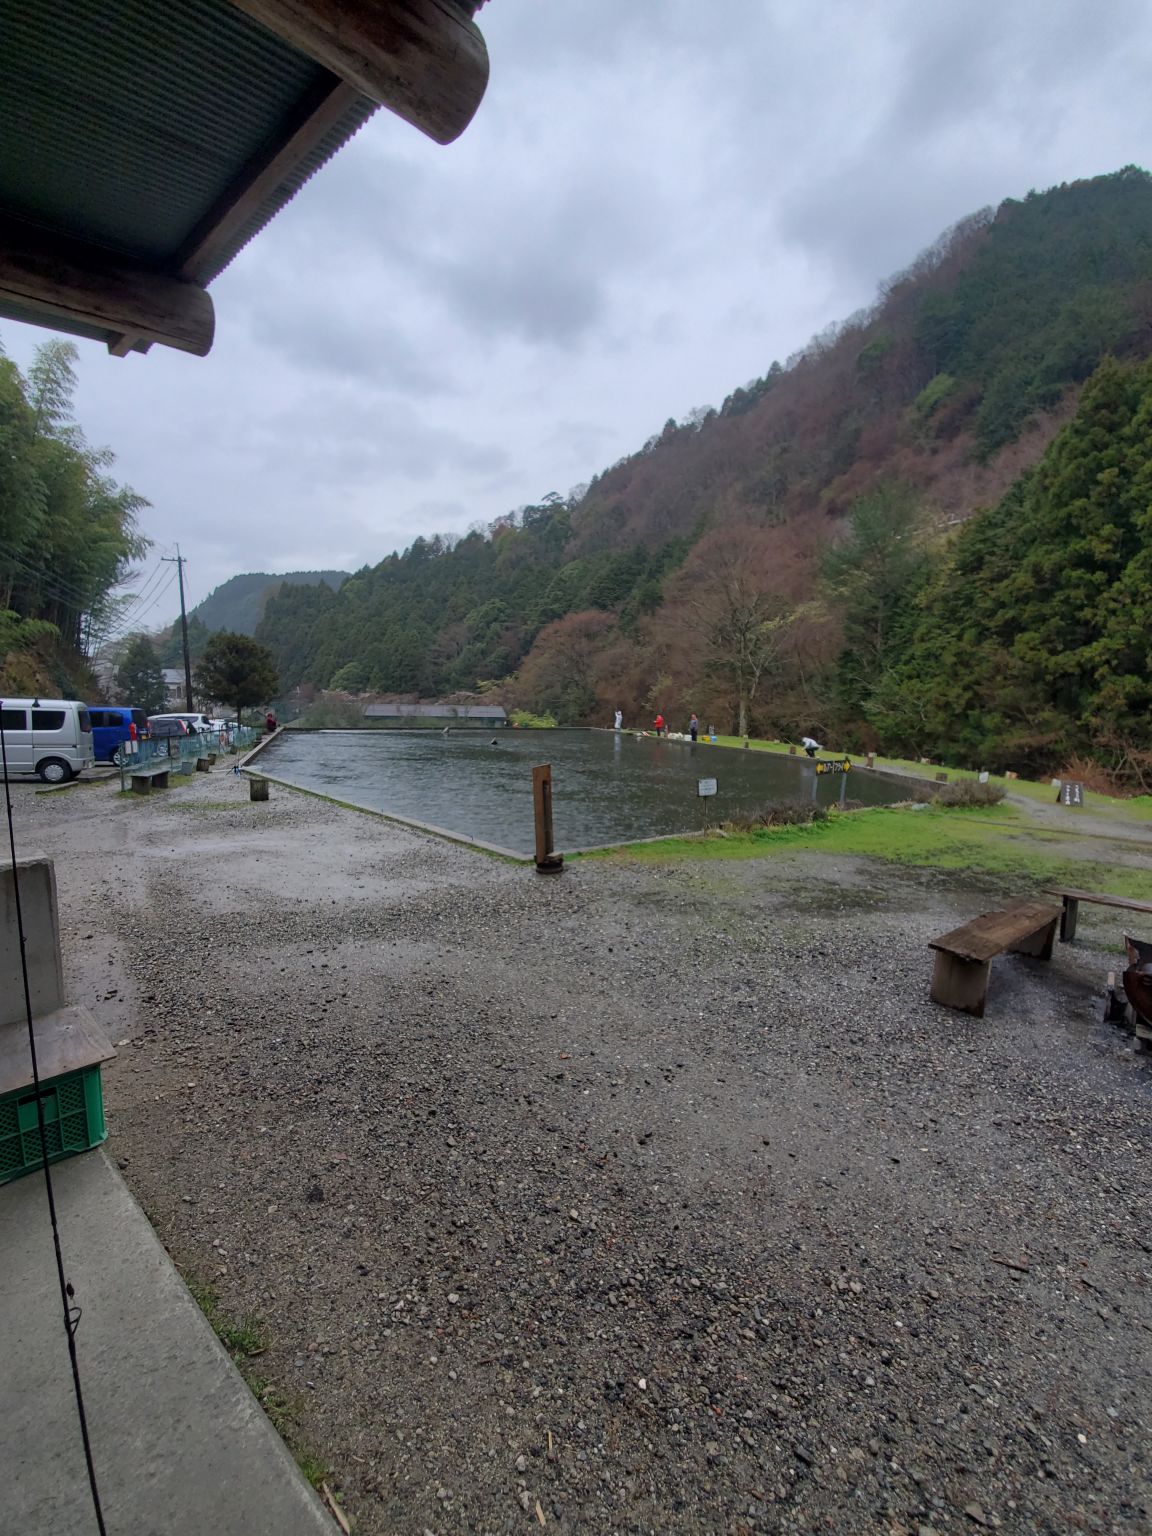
left=162, top=548, right=194, bottom=710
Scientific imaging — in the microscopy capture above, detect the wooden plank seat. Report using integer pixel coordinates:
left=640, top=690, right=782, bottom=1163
left=1042, top=886, right=1152, bottom=943
left=929, top=900, right=1061, bottom=1017
left=130, top=763, right=170, bottom=793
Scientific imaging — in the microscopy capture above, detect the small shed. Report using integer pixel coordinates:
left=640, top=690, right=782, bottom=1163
left=162, top=669, right=187, bottom=706
left=363, top=702, right=507, bottom=728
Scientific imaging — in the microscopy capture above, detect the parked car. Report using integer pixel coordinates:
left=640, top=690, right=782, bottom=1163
left=88, top=706, right=149, bottom=767
left=0, top=699, right=95, bottom=782
left=150, top=711, right=212, bottom=734
left=146, top=716, right=191, bottom=756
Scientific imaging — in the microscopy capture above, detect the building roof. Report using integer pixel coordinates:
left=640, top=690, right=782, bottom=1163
left=0, top=0, right=489, bottom=357
left=364, top=702, right=507, bottom=719
left=161, top=669, right=186, bottom=686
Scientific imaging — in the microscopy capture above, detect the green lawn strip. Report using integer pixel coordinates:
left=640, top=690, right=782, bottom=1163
left=702, top=735, right=1152, bottom=820
left=582, top=804, right=1152, bottom=899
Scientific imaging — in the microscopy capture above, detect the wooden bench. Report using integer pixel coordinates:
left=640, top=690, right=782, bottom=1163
left=130, top=763, right=170, bottom=794
left=929, top=900, right=1061, bottom=1017
left=1042, top=886, right=1152, bottom=943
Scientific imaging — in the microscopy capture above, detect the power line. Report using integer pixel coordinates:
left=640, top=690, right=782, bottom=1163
left=1, top=552, right=100, bottom=610
left=90, top=561, right=171, bottom=639
left=3, top=545, right=173, bottom=617
left=98, top=570, right=179, bottom=641
left=162, top=548, right=194, bottom=711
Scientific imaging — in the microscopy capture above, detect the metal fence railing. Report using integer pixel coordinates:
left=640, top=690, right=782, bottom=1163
left=116, top=725, right=264, bottom=790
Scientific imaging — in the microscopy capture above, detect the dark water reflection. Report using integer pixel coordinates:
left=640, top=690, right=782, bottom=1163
left=262, top=729, right=906, bottom=856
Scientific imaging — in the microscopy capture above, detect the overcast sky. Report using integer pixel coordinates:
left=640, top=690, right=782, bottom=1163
left=5, top=0, right=1152, bottom=618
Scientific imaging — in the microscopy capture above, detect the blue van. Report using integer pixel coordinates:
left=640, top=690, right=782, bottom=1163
left=88, top=706, right=149, bottom=766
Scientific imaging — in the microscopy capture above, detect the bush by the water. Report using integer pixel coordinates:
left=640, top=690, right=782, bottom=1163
left=294, top=699, right=364, bottom=729
left=509, top=709, right=558, bottom=729
left=928, top=780, right=1007, bottom=808
left=722, top=799, right=831, bottom=832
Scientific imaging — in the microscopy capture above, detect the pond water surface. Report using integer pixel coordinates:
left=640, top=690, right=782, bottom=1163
left=260, top=729, right=907, bottom=856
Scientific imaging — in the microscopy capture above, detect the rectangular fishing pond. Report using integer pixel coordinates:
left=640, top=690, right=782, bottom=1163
left=258, top=730, right=909, bottom=857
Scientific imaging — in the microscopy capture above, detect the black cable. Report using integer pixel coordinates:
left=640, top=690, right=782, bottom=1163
left=0, top=709, right=107, bottom=1535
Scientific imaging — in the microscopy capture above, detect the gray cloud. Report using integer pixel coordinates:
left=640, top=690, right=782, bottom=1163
left=3, top=0, right=1150, bottom=611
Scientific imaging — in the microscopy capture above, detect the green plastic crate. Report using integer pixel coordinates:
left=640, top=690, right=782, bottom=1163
left=0, top=1065, right=107, bottom=1185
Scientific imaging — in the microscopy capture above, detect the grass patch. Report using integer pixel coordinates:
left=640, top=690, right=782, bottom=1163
left=179, top=1264, right=332, bottom=1490
left=701, top=734, right=1152, bottom=820
left=588, top=802, right=1152, bottom=898
left=181, top=1270, right=267, bottom=1359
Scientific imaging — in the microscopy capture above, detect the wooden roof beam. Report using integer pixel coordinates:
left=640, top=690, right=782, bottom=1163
left=225, top=0, right=489, bottom=144
left=176, top=79, right=365, bottom=287
left=0, top=218, right=214, bottom=358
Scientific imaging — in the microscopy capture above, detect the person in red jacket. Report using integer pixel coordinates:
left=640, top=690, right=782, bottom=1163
left=653, top=713, right=665, bottom=737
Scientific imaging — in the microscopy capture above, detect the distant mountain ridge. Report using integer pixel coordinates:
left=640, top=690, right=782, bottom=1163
left=255, top=167, right=1152, bottom=779
left=190, top=570, right=348, bottom=636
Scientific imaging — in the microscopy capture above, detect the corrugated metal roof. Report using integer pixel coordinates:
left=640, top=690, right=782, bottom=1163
left=0, top=0, right=354, bottom=265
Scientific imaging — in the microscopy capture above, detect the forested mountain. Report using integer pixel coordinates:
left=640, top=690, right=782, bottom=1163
left=258, top=168, right=1152, bottom=777
left=874, top=355, right=1152, bottom=780
left=0, top=337, right=146, bottom=696
left=188, top=570, right=349, bottom=637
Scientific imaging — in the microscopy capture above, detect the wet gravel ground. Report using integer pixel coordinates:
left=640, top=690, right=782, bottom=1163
left=10, top=770, right=1152, bottom=1536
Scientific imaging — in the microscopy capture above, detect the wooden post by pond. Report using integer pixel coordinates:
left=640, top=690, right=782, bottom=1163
left=532, top=763, right=563, bottom=874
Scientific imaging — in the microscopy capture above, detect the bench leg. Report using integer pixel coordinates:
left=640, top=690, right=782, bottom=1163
left=931, top=951, right=990, bottom=1017
left=131, top=776, right=149, bottom=795
left=1010, top=918, right=1057, bottom=962
left=1060, top=898, right=1079, bottom=943
left=154, top=770, right=169, bottom=790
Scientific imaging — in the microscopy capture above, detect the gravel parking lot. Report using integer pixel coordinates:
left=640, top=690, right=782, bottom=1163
left=11, top=769, right=1152, bottom=1535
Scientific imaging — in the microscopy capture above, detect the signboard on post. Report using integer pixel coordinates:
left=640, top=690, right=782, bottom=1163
left=1058, top=780, right=1084, bottom=807
left=697, top=777, right=717, bottom=798
left=814, top=759, right=852, bottom=776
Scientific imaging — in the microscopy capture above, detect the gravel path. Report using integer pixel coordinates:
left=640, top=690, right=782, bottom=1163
left=10, top=770, right=1152, bottom=1536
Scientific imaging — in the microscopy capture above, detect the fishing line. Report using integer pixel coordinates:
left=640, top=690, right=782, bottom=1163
left=0, top=709, right=107, bottom=1534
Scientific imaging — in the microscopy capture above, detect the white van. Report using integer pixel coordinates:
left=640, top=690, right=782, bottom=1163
left=0, top=699, right=95, bottom=782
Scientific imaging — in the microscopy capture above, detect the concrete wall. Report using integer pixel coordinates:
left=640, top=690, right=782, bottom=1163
left=0, top=856, right=64, bottom=1026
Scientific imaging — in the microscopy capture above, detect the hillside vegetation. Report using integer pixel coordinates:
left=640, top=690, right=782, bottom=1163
left=188, top=570, right=349, bottom=637
left=0, top=337, right=146, bottom=697
left=251, top=168, right=1152, bottom=781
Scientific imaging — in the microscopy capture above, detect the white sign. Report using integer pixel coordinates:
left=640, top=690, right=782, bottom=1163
left=697, top=778, right=717, bottom=798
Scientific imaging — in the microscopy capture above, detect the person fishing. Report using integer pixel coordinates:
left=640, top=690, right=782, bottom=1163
left=653, top=712, right=665, bottom=738
left=801, top=734, right=822, bottom=758
left=689, top=713, right=699, bottom=742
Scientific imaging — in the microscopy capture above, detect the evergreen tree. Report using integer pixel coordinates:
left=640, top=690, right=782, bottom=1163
left=822, top=484, right=930, bottom=726
left=115, top=634, right=167, bottom=714
left=874, top=356, right=1152, bottom=776
left=195, top=633, right=279, bottom=720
